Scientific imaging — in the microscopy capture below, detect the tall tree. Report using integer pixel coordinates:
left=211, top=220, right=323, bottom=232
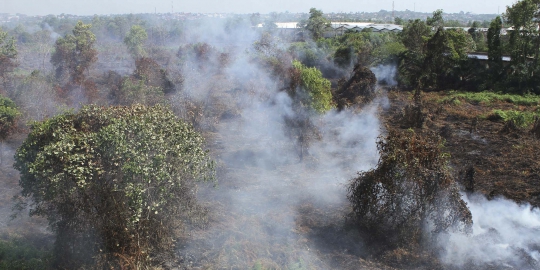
left=51, top=21, right=97, bottom=85
left=487, top=16, right=504, bottom=86
left=505, top=0, right=539, bottom=65
left=398, top=19, right=431, bottom=88
left=301, top=8, right=331, bottom=40
left=124, top=25, right=148, bottom=59
left=0, top=29, right=18, bottom=91
left=505, top=0, right=540, bottom=92
left=427, top=9, right=445, bottom=28
left=401, top=19, right=431, bottom=54
left=0, top=94, right=19, bottom=164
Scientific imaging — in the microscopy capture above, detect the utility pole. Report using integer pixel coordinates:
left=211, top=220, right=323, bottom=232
left=392, top=1, right=395, bottom=19
left=172, top=1, right=174, bottom=13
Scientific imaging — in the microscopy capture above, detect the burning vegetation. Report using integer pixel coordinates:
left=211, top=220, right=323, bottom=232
left=0, top=3, right=540, bottom=270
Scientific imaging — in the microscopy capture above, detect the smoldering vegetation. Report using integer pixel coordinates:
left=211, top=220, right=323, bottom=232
left=0, top=11, right=539, bottom=270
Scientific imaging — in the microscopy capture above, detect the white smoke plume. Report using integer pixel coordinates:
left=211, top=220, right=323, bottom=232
left=171, top=17, right=384, bottom=268
left=439, top=193, right=540, bottom=269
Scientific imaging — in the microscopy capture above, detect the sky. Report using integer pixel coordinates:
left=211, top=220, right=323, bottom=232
left=2, top=0, right=518, bottom=16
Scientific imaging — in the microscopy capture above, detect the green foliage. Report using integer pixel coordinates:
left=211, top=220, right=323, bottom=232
left=51, top=21, right=97, bottom=84
left=505, top=0, right=539, bottom=65
left=0, top=238, right=52, bottom=270
left=427, top=9, right=445, bottom=28
left=401, top=19, right=431, bottom=54
left=124, top=25, right=148, bottom=59
left=113, top=77, right=165, bottom=106
left=14, top=104, right=215, bottom=268
left=0, top=29, right=18, bottom=86
left=0, top=94, right=19, bottom=140
left=292, top=60, right=334, bottom=113
left=503, top=0, right=540, bottom=93
left=398, top=19, right=431, bottom=88
left=490, top=109, right=538, bottom=127
left=445, top=28, right=476, bottom=61
left=441, top=91, right=540, bottom=106
left=0, top=30, right=17, bottom=59
left=372, top=41, right=407, bottom=65
left=414, top=27, right=474, bottom=89
left=289, top=42, right=327, bottom=67
left=302, top=8, right=330, bottom=40
left=347, top=129, right=472, bottom=249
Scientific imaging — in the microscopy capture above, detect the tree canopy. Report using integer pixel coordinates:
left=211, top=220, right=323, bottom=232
left=124, top=25, right=148, bottom=59
left=14, top=104, right=215, bottom=268
left=292, top=60, right=334, bottom=113
left=0, top=94, right=19, bottom=140
left=0, top=29, right=18, bottom=89
left=301, top=8, right=331, bottom=40
left=51, top=21, right=97, bottom=85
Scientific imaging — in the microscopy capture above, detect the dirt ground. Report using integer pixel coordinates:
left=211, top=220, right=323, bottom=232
left=383, top=90, right=540, bottom=208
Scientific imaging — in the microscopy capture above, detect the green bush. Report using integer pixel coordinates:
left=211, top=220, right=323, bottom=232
left=490, top=109, right=537, bottom=127
left=0, top=94, right=19, bottom=140
left=292, top=60, right=334, bottom=113
left=441, top=91, right=540, bottom=106
left=14, top=104, right=215, bottom=268
left=0, top=238, right=52, bottom=270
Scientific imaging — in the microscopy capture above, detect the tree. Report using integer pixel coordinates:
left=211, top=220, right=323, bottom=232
left=400, top=19, right=431, bottom=54
left=14, top=105, right=215, bottom=268
left=124, top=25, right=148, bottom=59
left=0, top=94, right=19, bottom=165
left=347, top=129, right=472, bottom=250
left=468, top=21, right=486, bottom=51
left=0, top=29, right=18, bottom=91
left=398, top=19, right=431, bottom=88
left=427, top=9, right=445, bottom=28
left=51, top=21, right=97, bottom=85
left=291, top=60, right=334, bottom=113
left=487, top=16, right=504, bottom=88
left=0, top=94, right=18, bottom=140
left=421, top=28, right=474, bottom=89
left=303, top=8, right=330, bottom=40
left=505, top=0, right=539, bottom=65
left=504, top=0, right=540, bottom=92
left=488, top=17, right=503, bottom=63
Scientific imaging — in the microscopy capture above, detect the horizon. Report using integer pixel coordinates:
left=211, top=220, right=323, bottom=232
left=2, top=0, right=514, bottom=17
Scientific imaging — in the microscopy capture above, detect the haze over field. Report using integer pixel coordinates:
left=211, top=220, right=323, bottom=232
left=3, top=0, right=514, bottom=15
left=2, top=0, right=540, bottom=268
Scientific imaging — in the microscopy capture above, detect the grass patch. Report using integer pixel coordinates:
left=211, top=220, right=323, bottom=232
left=487, top=109, right=538, bottom=128
left=0, top=238, right=52, bottom=270
left=440, top=91, right=540, bottom=106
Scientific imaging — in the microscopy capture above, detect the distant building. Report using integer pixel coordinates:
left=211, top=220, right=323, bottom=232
left=256, top=22, right=403, bottom=38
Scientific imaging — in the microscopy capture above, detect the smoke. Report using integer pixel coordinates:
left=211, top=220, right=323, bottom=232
left=370, top=64, right=398, bottom=86
left=171, top=17, right=384, bottom=268
left=439, top=193, right=540, bottom=269
left=42, top=23, right=61, bottom=40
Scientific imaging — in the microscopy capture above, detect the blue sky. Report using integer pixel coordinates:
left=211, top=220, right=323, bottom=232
left=2, top=0, right=516, bottom=16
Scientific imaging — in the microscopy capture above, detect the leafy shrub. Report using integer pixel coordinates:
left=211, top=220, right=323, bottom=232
left=441, top=91, right=540, bottom=106
left=0, top=94, right=19, bottom=140
left=0, top=238, right=52, bottom=270
left=347, top=129, right=472, bottom=250
left=490, top=109, right=537, bottom=128
left=292, top=60, right=334, bottom=113
left=14, top=105, right=215, bottom=268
